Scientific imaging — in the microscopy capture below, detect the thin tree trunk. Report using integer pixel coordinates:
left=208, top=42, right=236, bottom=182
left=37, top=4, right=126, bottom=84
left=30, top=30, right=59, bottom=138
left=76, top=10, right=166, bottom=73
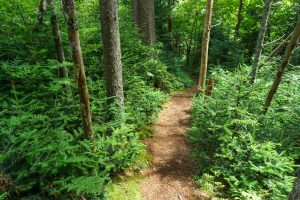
left=190, top=18, right=200, bottom=71
left=198, top=0, right=214, bottom=91
left=186, top=18, right=197, bottom=69
left=263, top=16, right=300, bottom=114
left=100, top=0, right=125, bottom=117
left=131, top=0, right=139, bottom=25
left=289, top=172, right=300, bottom=200
left=131, top=0, right=156, bottom=45
left=47, top=0, right=68, bottom=78
left=234, top=0, right=243, bottom=40
left=186, top=44, right=191, bottom=68
left=62, top=0, right=93, bottom=139
left=263, top=31, right=293, bottom=63
left=205, top=78, right=215, bottom=96
left=168, top=0, right=174, bottom=51
left=34, top=0, right=47, bottom=31
left=249, top=0, right=272, bottom=84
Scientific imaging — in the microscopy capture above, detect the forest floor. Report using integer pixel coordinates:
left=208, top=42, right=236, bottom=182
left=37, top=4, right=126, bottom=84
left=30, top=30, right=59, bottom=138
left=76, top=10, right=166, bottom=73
left=139, top=87, right=210, bottom=200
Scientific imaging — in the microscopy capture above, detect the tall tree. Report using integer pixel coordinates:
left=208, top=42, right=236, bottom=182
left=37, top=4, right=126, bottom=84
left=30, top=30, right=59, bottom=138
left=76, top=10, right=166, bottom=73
left=168, top=0, right=174, bottom=51
left=131, top=0, right=156, bottom=45
left=47, top=0, right=68, bottom=78
left=100, top=0, right=125, bottom=116
left=198, top=0, right=214, bottom=92
left=249, top=0, right=272, bottom=84
left=131, top=0, right=138, bottom=25
left=62, top=0, right=93, bottom=139
left=34, top=0, right=47, bottom=32
left=264, top=15, right=300, bottom=114
left=234, top=0, right=243, bottom=40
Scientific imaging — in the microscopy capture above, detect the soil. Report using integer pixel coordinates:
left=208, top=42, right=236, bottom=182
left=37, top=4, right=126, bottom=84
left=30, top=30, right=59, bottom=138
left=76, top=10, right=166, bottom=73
left=139, top=88, right=210, bottom=200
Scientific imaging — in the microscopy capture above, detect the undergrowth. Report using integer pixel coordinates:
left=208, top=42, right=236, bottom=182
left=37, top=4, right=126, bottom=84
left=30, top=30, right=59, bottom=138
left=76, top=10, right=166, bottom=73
left=189, top=65, right=300, bottom=199
left=0, top=46, right=191, bottom=199
left=0, top=0, right=195, bottom=198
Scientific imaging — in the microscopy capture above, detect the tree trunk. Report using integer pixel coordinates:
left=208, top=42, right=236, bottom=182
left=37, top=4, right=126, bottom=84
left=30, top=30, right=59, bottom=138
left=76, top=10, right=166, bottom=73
left=264, top=15, right=300, bottom=114
left=62, top=0, right=93, bottom=139
left=168, top=0, right=174, bottom=51
left=100, top=0, right=125, bottom=117
left=34, top=0, right=47, bottom=32
left=186, top=44, right=191, bottom=68
left=198, top=0, right=214, bottom=92
left=289, top=172, right=300, bottom=200
left=190, top=18, right=200, bottom=71
left=263, top=31, right=294, bottom=63
left=131, top=0, right=139, bottom=25
left=131, top=0, right=156, bottom=45
left=249, top=0, right=272, bottom=84
left=234, top=0, right=243, bottom=40
left=205, top=78, right=215, bottom=96
left=47, top=0, right=68, bottom=78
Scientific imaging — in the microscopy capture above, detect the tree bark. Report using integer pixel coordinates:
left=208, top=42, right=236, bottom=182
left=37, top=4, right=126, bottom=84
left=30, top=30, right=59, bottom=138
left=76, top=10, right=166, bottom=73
left=186, top=44, right=191, bottom=68
left=47, top=0, right=68, bottom=78
left=168, top=0, right=174, bottom=51
left=289, top=172, right=300, bottom=200
left=62, top=0, right=93, bottom=139
left=34, top=0, right=47, bottom=32
left=131, top=0, right=139, bottom=25
left=264, top=15, right=300, bottom=114
left=205, top=78, right=215, bottom=96
left=190, top=18, right=200, bottom=70
left=234, top=0, right=243, bottom=40
left=249, top=0, right=272, bottom=84
left=100, top=0, right=125, bottom=116
left=198, top=0, right=214, bottom=92
left=131, top=0, right=156, bottom=45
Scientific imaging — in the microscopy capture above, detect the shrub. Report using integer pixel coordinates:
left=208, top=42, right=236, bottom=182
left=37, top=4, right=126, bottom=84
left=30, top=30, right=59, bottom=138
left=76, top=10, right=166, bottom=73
left=0, top=61, right=168, bottom=198
left=189, top=66, right=298, bottom=199
left=0, top=124, right=142, bottom=198
left=0, top=1, right=192, bottom=198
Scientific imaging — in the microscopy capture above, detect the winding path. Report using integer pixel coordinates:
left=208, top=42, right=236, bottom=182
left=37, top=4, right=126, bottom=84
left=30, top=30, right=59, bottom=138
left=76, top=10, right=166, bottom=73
left=139, top=88, right=209, bottom=200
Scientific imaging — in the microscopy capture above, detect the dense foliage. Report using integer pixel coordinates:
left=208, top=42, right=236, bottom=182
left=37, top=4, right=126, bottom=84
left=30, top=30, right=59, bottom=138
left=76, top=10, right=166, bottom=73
left=1, top=0, right=299, bottom=199
left=0, top=0, right=191, bottom=199
left=170, top=0, right=298, bottom=70
left=190, top=65, right=300, bottom=199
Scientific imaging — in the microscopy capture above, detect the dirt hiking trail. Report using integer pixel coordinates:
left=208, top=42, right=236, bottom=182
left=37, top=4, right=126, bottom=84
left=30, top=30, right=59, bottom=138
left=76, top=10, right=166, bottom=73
left=139, top=88, right=210, bottom=200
